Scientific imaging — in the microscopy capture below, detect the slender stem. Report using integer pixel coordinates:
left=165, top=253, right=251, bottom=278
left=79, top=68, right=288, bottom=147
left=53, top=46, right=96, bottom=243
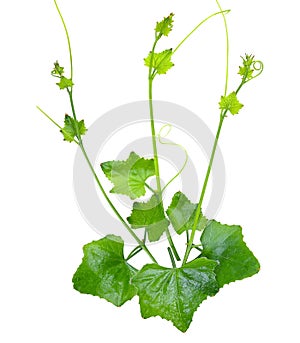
left=37, top=105, right=79, bottom=144
left=148, top=77, right=162, bottom=196
left=148, top=40, right=181, bottom=262
left=126, top=246, right=143, bottom=261
left=186, top=230, right=190, bottom=245
left=173, top=10, right=230, bottom=55
left=145, top=183, right=157, bottom=194
left=53, top=1, right=157, bottom=263
left=37, top=106, right=63, bottom=130
left=54, top=0, right=73, bottom=79
left=182, top=0, right=231, bottom=266
left=182, top=113, right=225, bottom=265
left=167, top=247, right=176, bottom=268
left=67, top=91, right=157, bottom=264
left=216, top=0, right=229, bottom=95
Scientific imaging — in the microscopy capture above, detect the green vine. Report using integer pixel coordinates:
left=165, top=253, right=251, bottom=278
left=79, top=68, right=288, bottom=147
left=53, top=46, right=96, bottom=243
left=38, top=0, right=263, bottom=332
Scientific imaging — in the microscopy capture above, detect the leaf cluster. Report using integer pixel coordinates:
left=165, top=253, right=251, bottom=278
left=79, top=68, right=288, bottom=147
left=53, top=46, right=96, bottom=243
left=43, top=6, right=263, bottom=333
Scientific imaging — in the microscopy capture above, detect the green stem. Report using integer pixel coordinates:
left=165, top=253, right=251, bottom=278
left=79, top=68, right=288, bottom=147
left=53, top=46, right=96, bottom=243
left=67, top=91, right=158, bottom=264
left=145, top=183, right=157, bottom=194
left=173, top=9, right=230, bottom=55
left=148, top=40, right=181, bottom=263
left=37, top=105, right=79, bottom=144
left=148, top=79, right=161, bottom=197
left=54, top=0, right=73, bottom=80
left=216, top=0, right=229, bottom=95
left=53, top=0, right=157, bottom=264
left=182, top=0, right=231, bottom=266
left=37, top=106, right=63, bottom=130
left=167, top=247, right=176, bottom=268
left=126, top=246, right=143, bottom=261
left=182, top=113, right=225, bottom=265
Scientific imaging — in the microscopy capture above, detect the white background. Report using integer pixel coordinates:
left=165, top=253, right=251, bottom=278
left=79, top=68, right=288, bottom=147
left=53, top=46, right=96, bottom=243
left=1, top=0, right=300, bottom=341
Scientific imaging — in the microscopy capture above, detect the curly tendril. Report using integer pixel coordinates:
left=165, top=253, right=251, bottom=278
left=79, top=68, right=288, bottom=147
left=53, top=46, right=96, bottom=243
left=250, top=60, right=264, bottom=81
left=157, top=124, right=189, bottom=193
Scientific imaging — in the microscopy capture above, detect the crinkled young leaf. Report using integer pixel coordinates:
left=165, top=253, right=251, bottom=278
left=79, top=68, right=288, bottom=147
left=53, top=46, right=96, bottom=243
left=72, top=235, right=137, bottom=307
left=155, top=13, right=174, bottom=37
left=127, top=195, right=169, bottom=242
left=56, top=76, right=74, bottom=89
left=132, top=258, right=219, bottom=332
left=101, top=152, right=155, bottom=200
left=166, top=191, right=208, bottom=234
left=144, top=49, right=174, bottom=74
left=219, top=91, right=244, bottom=115
left=61, top=114, right=87, bottom=142
left=51, top=61, right=64, bottom=76
left=238, top=54, right=255, bottom=81
left=200, top=220, right=260, bottom=287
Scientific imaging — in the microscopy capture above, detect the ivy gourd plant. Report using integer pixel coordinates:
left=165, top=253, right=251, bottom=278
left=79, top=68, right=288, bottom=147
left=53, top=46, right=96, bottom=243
left=38, top=0, right=263, bottom=332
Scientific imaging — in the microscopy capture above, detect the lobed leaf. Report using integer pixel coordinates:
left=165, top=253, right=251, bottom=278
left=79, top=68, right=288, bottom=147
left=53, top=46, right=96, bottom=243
left=61, top=114, right=87, bottom=142
left=127, top=195, right=169, bottom=242
left=166, top=191, right=207, bottom=234
left=132, top=258, right=219, bottom=332
left=155, top=13, right=174, bottom=37
left=238, top=54, right=255, bottom=81
left=200, top=220, right=260, bottom=287
left=219, top=91, right=244, bottom=115
left=144, top=49, right=174, bottom=74
left=56, top=76, right=74, bottom=89
left=101, top=152, right=155, bottom=200
left=72, top=235, right=137, bottom=306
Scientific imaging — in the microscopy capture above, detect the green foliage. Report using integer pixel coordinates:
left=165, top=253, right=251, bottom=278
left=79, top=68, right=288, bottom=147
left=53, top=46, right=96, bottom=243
left=219, top=91, right=244, bottom=115
left=61, top=114, right=87, bottom=142
left=166, top=192, right=208, bottom=234
left=51, top=61, right=73, bottom=89
left=56, top=76, right=74, bottom=89
left=200, top=220, right=260, bottom=287
left=101, top=152, right=155, bottom=200
left=72, top=235, right=137, bottom=306
left=132, top=258, right=219, bottom=332
left=144, top=49, right=174, bottom=74
left=41, top=2, right=263, bottom=333
left=127, top=195, right=170, bottom=242
left=238, top=54, right=255, bottom=81
left=51, top=61, right=64, bottom=76
left=155, top=13, right=174, bottom=37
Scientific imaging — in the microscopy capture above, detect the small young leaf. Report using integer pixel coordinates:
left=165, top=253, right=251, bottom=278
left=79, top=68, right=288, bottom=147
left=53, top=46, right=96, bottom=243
left=144, top=49, right=174, bottom=74
left=238, top=54, right=255, bottom=81
left=61, top=114, right=87, bottom=142
left=51, top=61, right=64, bottom=76
left=200, top=220, right=260, bottom=287
left=155, top=13, right=174, bottom=37
left=166, top=191, right=207, bottom=234
left=101, top=152, right=155, bottom=200
left=72, top=235, right=138, bottom=307
left=132, top=258, right=219, bottom=332
left=127, top=195, right=169, bottom=242
left=219, top=91, right=244, bottom=115
left=56, top=76, right=74, bottom=89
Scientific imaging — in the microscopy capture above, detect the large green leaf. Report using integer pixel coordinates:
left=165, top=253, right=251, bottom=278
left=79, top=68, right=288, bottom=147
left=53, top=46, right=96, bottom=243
left=72, top=235, right=137, bottom=306
left=132, top=258, right=219, bottom=332
left=127, top=195, right=169, bottom=242
left=200, top=220, right=260, bottom=287
left=166, top=191, right=208, bottom=234
left=101, top=152, right=155, bottom=200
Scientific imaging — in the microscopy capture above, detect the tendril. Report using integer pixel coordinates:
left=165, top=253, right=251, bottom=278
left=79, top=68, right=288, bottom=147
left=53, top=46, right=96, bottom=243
left=249, top=60, right=264, bottom=81
left=157, top=124, right=189, bottom=193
